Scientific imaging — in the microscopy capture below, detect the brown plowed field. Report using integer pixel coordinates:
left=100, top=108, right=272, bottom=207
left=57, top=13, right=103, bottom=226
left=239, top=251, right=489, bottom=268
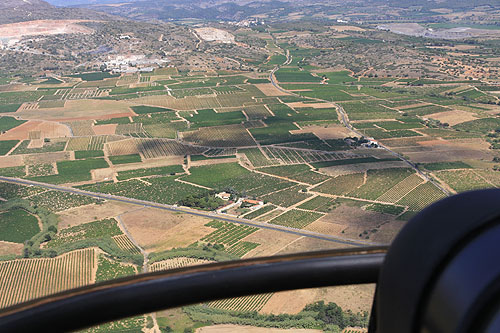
left=0, top=121, right=71, bottom=140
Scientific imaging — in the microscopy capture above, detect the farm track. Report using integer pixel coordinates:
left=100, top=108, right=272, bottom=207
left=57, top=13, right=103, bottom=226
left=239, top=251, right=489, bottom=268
left=268, top=46, right=450, bottom=196
left=0, top=176, right=379, bottom=247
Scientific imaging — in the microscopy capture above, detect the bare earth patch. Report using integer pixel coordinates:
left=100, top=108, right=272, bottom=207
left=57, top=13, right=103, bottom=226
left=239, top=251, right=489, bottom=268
left=291, top=124, right=356, bottom=139
left=92, top=124, right=117, bottom=135
left=0, top=155, right=24, bottom=168
left=0, top=20, right=93, bottom=39
left=426, top=110, right=478, bottom=126
left=120, top=208, right=213, bottom=252
left=329, top=25, right=366, bottom=32
left=261, top=284, right=375, bottom=315
left=190, top=157, right=238, bottom=167
left=195, top=27, right=235, bottom=44
left=112, top=156, right=184, bottom=172
left=0, top=121, right=71, bottom=141
left=0, top=241, right=23, bottom=256
left=91, top=168, right=115, bottom=182
left=17, top=100, right=134, bottom=121
left=241, top=229, right=301, bottom=258
left=315, top=205, right=400, bottom=244
left=57, top=202, right=137, bottom=229
left=255, top=83, right=290, bottom=96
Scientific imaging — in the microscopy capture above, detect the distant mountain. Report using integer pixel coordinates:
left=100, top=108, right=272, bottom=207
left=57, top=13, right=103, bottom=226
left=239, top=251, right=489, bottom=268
left=0, top=0, right=53, bottom=9
left=44, top=0, right=500, bottom=23
left=0, top=0, right=117, bottom=24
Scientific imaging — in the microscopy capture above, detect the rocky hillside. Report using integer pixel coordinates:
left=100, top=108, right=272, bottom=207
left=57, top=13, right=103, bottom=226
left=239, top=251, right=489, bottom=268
left=0, top=0, right=116, bottom=24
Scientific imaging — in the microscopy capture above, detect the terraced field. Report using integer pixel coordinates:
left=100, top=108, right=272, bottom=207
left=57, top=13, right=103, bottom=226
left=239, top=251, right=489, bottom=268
left=150, top=257, right=213, bottom=272
left=0, top=248, right=96, bottom=309
left=269, top=209, right=324, bottom=229
left=397, top=182, right=447, bottom=210
left=207, top=293, right=273, bottom=312
left=201, top=221, right=258, bottom=246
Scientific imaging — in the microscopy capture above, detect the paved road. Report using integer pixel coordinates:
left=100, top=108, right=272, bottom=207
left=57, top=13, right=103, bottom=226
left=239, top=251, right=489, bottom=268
left=0, top=176, right=378, bottom=247
left=268, top=52, right=450, bottom=196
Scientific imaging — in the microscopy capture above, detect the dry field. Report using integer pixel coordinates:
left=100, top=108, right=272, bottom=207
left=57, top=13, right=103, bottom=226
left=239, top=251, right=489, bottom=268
left=0, top=120, right=71, bottom=141
left=291, top=124, right=356, bottom=140
left=120, top=208, right=214, bottom=252
left=0, top=155, right=24, bottom=168
left=242, top=229, right=302, bottom=258
left=112, top=156, right=183, bottom=172
left=255, top=83, right=290, bottom=96
left=311, top=206, right=400, bottom=244
left=426, top=110, right=478, bottom=126
left=195, top=27, right=235, bottom=44
left=398, top=140, right=492, bottom=163
left=275, top=236, right=348, bottom=255
left=23, top=151, right=71, bottom=165
left=0, top=20, right=93, bottom=39
left=190, top=157, right=238, bottom=167
left=261, top=284, right=374, bottom=315
left=329, top=25, right=366, bottom=32
left=16, top=100, right=134, bottom=121
left=0, top=241, right=23, bottom=257
left=92, top=124, right=117, bottom=135
left=57, top=201, right=137, bottom=229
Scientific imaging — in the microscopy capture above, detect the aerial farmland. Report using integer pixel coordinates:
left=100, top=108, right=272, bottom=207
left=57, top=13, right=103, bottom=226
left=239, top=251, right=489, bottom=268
left=1, top=0, right=500, bottom=331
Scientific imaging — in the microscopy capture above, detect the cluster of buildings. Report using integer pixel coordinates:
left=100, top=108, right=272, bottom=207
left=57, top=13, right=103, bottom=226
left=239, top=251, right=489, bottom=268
left=215, top=192, right=264, bottom=214
left=104, top=54, right=169, bottom=73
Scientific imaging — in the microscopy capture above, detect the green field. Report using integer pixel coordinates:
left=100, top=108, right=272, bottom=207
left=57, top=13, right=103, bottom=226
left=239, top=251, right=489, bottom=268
left=261, top=185, right=311, bottom=207
left=350, top=168, right=413, bottom=200
left=259, top=164, right=329, bottom=185
left=117, top=165, right=184, bottom=181
left=0, top=117, right=26, bottom=133
left=12, top=140, right=66, bottom=155
left=96, top=255, right=136, bottom=283
left=298, top=196, right=337, bottom=213
left=0, top=104, right=21, bottom=113
left=269, top=209, right=323, bottom=229
left=0, top=166, right=26, bottom=177
left=30, top=158, right=109, bottom=184
left=80, top=175, right=207, bottom=205
left=109, top=154, right=142, bottom=165
left=183, top=163, right=293, bottom=196
left=47, top=218, right=121, bottom=248
left=69, top=72, right=119, bottom=81
left=422, top=161, right=472, bottom=171
left=0, top=140, right=19, bottom=155
left=313, top=173, right=365, bottom=195
left=0, top=208, right=40, bottom=243
left=275, top=68, right=322, bottom=83
left=29, top=190, right=99, bottom=212
left=243, top=205, right=276, bottom=220
left=202, top=221, right=258, bottom=246
left=75, top=150, right=105, bottom=159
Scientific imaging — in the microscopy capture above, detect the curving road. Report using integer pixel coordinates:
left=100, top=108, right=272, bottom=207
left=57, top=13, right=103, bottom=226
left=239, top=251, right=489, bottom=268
left=269, top=51, right=450, bottom=196
left=0, top=176, right=378, bottom=247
